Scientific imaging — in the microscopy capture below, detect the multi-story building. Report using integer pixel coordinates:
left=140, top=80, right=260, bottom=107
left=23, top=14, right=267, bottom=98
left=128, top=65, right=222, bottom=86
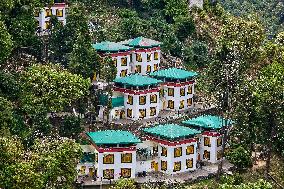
left=143, top=124, right=201, bottom=174
left=150, top=68, right=198, bottom=111
left=34, top=0, right=67, bottom=34
left=182, top=115, right=233, bottom=164
left=93, top=41, right=132, bottom=78
left=98, top=74, right=162, bottom=121
left=80, top=130, right=141, bottom=181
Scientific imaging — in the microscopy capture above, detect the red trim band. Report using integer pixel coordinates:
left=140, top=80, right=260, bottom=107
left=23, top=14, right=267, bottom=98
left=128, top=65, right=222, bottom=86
left=202, top=131, right=221, bottom=137
left=52, top=3, right=67, bottom=7
left=144, top=136, right=197, bottom=146
left=114, top=87, right=159, bottom=95
left=132, top=47, right=160, bottom=53
left=163, top=81, right=195, bottom=87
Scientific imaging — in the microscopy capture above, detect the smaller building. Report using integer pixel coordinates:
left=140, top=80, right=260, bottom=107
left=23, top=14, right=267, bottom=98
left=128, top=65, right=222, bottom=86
left=77, top=145, right=97, bottom=177
left=182, top=115, right=233, bottom=164
left=93, top=41, right=133, bottom=78
left=150, top=68, right=198, bottom=111
left=143, top=124, right=201, bottom=174
left=34, top=1, right=67, bottom=34
left=119, top=37, right=162, bottom=75
left=85, top=130, right=141, bottom=181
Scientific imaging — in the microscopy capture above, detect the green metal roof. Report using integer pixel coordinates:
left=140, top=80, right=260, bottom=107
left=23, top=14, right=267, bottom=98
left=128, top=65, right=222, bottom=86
left=114, top=74, right=162, bottom=87
left=122, top=37, right=162, bottom=48
left=99, top=94, right=124, bottom=107
left=150, top=68, right=198, bottom=80
left=143, top=124, right=201, bottom=140
left=87, top=130, right=141, bottom=145
left=182, top=115, right=233, bottom=130
left=92, top=41, right=132, bottom=52
left=112, top=97, right=124, bottom=107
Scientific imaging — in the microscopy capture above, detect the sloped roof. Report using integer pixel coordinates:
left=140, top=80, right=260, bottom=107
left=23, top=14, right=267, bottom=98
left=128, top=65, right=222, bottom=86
left=121, top=37, right=162, bottom=48
left=150, top=68, right=198, bottom=80
left=143, top=124, right=201, bottom=140
left=114, top=74, right=162, bottom=87
left=92, top=41, right=132, bottom=52
left=182, top=115, right=234, bottom=130
left=87, top=130, right=141, bottom=145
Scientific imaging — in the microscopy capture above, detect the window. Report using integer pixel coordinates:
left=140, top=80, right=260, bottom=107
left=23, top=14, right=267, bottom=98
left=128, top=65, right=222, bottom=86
left=161, top=147, right=167, bottom=157
left=103, top=169, right=114, bottom=179
left=154, top=64, right=158, bottom=71
left=127, top=109, right=132, bottom=118
left=168, top=88, right=174, bottom=96
left=161, top=160, right=167, bottom=171
left=187, top=98, right=192, bottom=107
left=147, top=53, right=151, bottom=62
left=45, top=21, right=51, bottom=29
left=95, top=153, right=98, bottom=163
left=168, top=100, right=174, bottom=109
left=139, top=109, right=146, bottom=118
left=146, top=65, right=151, bottom=73
left=121, top=57, right=127, bottom=66
left=217, top=150, right=222, bottom=160
left=150, top=107, right=156, bottom=116
left=217, top=137, right=222, bottom=147
left=121, top=168, right=131, bottom=178
left=127, top=95, right=133, bottom=105
left=120, top=70, right=127, bottom=77
left=179, top=100, right=185, bottom=109
left=139, top=96, right=146, bottom=105
left=56, top=9, right=63, bottom=17
left=34, top=10, right=40, bottom=17
left=180, top=88, right=185, bottom=96
left=115, top=110, right=119, bottom=117
left=186, top=158, right=193, bottom=169
left=113, top=58, right=117, bottom=67
left=173, top=161, right=181, bottom=172
left=159, top=89, right=164, bottom=97
left=188, top=85, right=193, bottom=94
left=150, top=94, right=157, bottom=103
left=103, top=154, right=114, bottom=164
left=186, top=145, right=194, bottom=155
left=80, top=166, right=86, bottom=174
left=174, top=147, right=182, bottom=158
left=136, top=54, right=142, bottom=62
left=121, top=153, right=132, bottom=163
left=45, top=9, right=52, bottom=17
left=135, top=65, right=141, bottom=73
left=203, top=150, right=210, bottom=160
left=154, top=52, right=159, bottom=60
left=204, top=137, right=211, bottom=147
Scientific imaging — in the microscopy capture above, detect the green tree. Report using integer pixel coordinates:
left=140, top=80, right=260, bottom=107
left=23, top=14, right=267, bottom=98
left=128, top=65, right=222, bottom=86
left=111, top=178, right=136, bottom=189
left=226, top=146, right=252, bottom=171
left=58, top=115, right=84, bottom=140
left=218, top=179, right=272, bottom=189
left=0, top=21, right=13, bottom=64
left=0, top=97, right=15, bottom=130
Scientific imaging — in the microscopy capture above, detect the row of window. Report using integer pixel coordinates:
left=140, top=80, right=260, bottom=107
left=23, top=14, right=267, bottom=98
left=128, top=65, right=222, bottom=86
left=35, top=9, right=64, bottom=17
left=136, top=52, right=159, bottom=62
left=204, top=137, right=222, bottom=147
left=103, top=153, right=132, bottom=164
left=120, top=69, right=127, bottom=77
left=113, top=57, right=128, bottom=67
left=203, top=150, right=222, bottom=160
left=103, top=168, right=131, bottom=179
left=126, top=107, right=157, bottom=118
left=163, top=86, right=193, bottom=97
left=127, top=94, right=157, bottom=105
left=161, top=145, right=195, bottom=157
left=167, top=99, right=192, bottom=109
left=160, top=159, right=194, bottom=172
left=41, top=21, right=64, bottom=29
left=135, top=64, right=158, bottom=73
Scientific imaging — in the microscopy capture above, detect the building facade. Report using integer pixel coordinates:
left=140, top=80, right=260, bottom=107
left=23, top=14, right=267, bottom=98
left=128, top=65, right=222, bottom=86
left=34, top=1, right=67, bottom=34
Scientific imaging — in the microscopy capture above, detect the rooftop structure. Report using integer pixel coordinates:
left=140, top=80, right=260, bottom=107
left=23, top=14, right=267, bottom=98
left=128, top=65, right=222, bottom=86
left=114, top=74, right=162, bottom=87
left=182, top=115, right=233, bottom=130
left=120, top=37, right=162, bottom=48
left=87, top=130, right=141, bottom=145
left=92, top=41, right=132, bottom=52
left=143, top=124, right=201, bottom=140
left=150, top=68, right=198, bottom=81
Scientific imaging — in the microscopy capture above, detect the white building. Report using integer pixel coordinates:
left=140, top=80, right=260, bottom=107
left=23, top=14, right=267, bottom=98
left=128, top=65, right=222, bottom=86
left=150, top=68, right=198, bottom=111
left=182, top=115, right=233, bottom=164
left=77, top=130, right=141, bottom=181
left=34, top=1, right=67, bottom=34
left=98, top=74, right=162, bottom=121
left=143, top=124, right=201, bottom=174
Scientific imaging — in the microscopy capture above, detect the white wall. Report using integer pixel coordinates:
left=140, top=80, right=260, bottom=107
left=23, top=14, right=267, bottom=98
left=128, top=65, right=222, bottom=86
left=131, top=50, right=160, bottom=75
left=112, top=54, right=131, bottom=78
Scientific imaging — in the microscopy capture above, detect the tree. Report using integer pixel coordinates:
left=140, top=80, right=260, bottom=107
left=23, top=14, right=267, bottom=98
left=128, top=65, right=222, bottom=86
left=58, top=115, right=84, bottom=140
left=218, top=179, right=272, bottom=189
left=0, top=96, right=15, bottom=130
left=110, top=178, right=136, bottom=189
left=226, top=146, right=252, bottom=171
left=68, top=33, right=99, bottom=79
left=0, top=21, right=13, bottom=64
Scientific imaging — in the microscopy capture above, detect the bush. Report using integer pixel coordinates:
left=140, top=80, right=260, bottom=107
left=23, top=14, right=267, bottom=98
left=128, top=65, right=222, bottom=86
left=226, top=146, right=252, bottom=171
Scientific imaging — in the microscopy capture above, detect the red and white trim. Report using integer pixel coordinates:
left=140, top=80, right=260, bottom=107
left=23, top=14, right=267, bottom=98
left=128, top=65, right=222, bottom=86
left=144, top=136, right=197, bottom=146
left=202, top=131, right=221, bottom=137
left=113, top=87, right=159, bottom=95
left=163, top=81, right=195, bottom=87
